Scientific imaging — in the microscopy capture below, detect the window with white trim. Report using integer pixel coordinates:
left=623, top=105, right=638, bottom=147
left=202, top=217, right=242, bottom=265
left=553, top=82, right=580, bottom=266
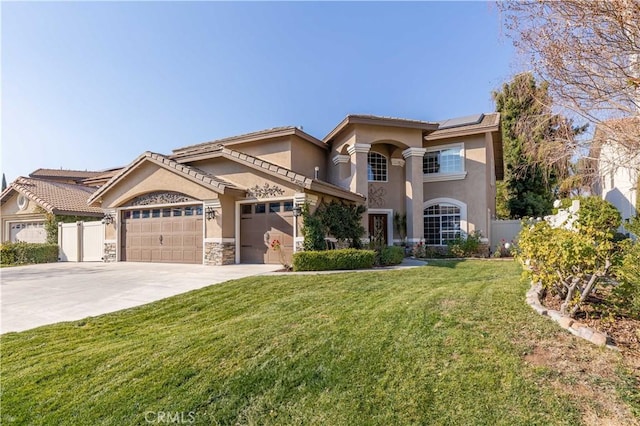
left=423, top=203, right=461, bottom=245
left=423, top=144, right=464, bottom=175
left=367, top=152, right=388, bottom=182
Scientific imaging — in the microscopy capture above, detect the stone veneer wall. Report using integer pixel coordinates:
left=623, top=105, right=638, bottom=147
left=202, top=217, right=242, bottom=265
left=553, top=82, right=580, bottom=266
left=204, top=242, right=236, bottom=265
left=103, top=242, right=117, bottom=262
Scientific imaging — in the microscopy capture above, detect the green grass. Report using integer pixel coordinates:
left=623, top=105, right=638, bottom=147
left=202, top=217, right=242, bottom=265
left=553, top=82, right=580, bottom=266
left=1, top=260, right=636, bottom=425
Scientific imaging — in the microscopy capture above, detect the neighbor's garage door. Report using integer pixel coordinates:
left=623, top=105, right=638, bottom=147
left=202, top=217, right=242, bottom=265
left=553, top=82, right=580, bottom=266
left=240, top=201, right=294, bottom=264
left=121, top=206, right=203, bottom=264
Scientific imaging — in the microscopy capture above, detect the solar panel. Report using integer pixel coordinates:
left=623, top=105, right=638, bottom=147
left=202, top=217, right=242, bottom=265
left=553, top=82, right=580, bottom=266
left=438, top=113, right=484, bottom=130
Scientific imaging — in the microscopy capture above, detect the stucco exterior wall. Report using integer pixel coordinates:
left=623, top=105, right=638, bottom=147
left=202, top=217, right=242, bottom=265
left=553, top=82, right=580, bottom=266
left=228, top=137, right=292, bottom=169
left=422, top=135, right=491, bottom=238
left=290, top=136, right=327, bottom=180
left=193, top=159, right=302, bottom=196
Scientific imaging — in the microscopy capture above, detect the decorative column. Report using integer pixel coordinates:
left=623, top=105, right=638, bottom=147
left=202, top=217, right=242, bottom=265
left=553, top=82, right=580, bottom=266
left=103, top=209, right=117, bottom=262
left=203, top=199, right=234, bottom=265
left=346, top=143, right=371, bottom=198
left=347, top=143, right=371, bottom=236
left=402, top=147, right=427, bottom=243
left=293, top=192, right=318, bottom=252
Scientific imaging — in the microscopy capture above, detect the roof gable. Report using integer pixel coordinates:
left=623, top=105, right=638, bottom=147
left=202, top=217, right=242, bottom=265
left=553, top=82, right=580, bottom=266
left=87, top=152, right=244, bottom=206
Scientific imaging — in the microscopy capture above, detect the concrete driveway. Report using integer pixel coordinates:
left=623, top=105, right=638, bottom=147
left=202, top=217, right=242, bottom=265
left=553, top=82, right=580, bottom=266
left=0, top=262, right=279, bottom=334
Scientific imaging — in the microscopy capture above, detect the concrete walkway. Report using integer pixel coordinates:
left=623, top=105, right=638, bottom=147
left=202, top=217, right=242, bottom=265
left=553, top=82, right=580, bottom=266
left=0, top=262, right=279, bottom=334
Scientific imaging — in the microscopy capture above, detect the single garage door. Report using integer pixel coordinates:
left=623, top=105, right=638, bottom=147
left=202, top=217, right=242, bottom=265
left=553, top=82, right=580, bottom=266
left=10, top=222, right=46, bottom=243
left=240, top=201, right=294, bottom=264
left=121, top=206, right=203, bottom=264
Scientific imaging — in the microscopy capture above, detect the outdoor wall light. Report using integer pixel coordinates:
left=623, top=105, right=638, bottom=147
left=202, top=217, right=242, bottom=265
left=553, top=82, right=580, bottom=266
left=102, top=213, right=115, bottom=225
left=205, top=206, right=217, bottom=220
left=292, top=205, right=302, bottom=217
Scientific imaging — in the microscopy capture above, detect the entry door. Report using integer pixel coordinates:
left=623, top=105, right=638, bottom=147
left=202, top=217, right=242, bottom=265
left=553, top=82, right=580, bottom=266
left=369, top=214, right=388, bottom=245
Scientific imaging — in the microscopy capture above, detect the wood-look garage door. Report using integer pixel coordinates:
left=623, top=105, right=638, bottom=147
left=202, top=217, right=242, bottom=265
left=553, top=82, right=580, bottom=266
left=121, top=206, right=203, bottom=264
left=240, top=201, right=294, bottom=264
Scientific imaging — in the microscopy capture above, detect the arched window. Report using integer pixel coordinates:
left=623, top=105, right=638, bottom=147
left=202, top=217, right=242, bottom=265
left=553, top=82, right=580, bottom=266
left=367, top=152, right=387, bottom=182
left=423, top=200, right=465, bottom=245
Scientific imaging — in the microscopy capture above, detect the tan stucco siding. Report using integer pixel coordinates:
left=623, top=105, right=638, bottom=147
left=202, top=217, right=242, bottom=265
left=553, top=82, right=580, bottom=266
left=99, top=162, right=219, bottom=208
left=290, top=136, right=327, bottom=180
left=228, top=138, right=292, bottom=169
left=422, top=136, right=491, bottom=237
left=193, top=159, right=302, bottom=196
left=351, top=125, right=424, bottom=148
left=1, top=192, right=44, bottom=216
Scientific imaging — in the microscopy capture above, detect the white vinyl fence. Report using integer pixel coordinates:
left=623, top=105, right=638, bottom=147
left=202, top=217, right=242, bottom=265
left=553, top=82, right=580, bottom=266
left=58, top=221, right=104, bottom=262
left=490, top=220, right=522, bottom=248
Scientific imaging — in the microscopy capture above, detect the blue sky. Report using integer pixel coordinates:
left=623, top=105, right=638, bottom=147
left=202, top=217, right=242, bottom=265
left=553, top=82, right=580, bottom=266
left=1, top=1, right=517, bottom=182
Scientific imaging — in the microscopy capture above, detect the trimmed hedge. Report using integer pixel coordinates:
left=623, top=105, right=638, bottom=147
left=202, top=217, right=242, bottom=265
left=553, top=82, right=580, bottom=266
left=377, top=245, right=405, bottom=266
left=1, top=242, right=59, bottom=265
left=292, top=249, right=375, bottom=271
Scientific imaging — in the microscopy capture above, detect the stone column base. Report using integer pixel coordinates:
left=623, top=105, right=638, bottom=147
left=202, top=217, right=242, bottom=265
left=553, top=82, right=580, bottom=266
left=204, top=242, right=235, bottom=265
left=103, top=242, right=117, bottom=262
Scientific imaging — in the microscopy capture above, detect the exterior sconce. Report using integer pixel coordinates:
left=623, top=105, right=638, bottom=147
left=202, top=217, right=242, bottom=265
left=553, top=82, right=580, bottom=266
left=292, top=205, right=302, bottom=217
left=205, top=206, right=217, bottom=220
left=102, top=213, right=115, bottom=225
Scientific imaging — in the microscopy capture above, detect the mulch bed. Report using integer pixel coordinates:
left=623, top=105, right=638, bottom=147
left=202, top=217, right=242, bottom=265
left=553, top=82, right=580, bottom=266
left=541, top=291, right=640, bottom=360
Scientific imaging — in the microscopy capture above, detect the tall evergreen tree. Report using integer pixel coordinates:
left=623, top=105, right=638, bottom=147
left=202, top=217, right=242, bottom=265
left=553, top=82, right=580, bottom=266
left=493, top=73, right=577, bottom=218
left=1, top=173, right=6, bottom=192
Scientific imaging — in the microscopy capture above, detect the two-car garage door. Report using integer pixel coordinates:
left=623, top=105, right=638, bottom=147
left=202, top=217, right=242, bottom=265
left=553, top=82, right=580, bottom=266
left=121, top=206, right=203, bottom=264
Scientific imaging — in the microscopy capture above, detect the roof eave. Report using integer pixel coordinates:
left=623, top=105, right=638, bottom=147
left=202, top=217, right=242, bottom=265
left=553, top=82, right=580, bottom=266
left=323, top=115, right=438, bottom=143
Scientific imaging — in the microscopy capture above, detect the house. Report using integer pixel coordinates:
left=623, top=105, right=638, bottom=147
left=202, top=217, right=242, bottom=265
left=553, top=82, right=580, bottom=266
left=1, top=169, right=107, bottom=243
left=89, top=112, right=503, bottom=265
left=591, top=117, right=639, bottom=232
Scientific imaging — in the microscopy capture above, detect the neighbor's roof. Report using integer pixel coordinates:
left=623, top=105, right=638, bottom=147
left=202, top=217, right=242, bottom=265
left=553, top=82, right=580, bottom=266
left=323, top=114, right=439, bottom=143
left=425, top=113, right=500, bottom=140
left=29, top=168, right=105, bottom=180
left=172, top=126, right=326, bottom=160
left=0, top=177, right=103, bottom=216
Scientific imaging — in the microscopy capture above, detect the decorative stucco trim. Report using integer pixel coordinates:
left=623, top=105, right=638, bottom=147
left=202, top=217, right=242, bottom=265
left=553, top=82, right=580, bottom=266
left=347, top=143, right=372, bottom=155
left=402, top=147, right=427, bottom=158
left=104, top=239, right=117, bottom=244
left=332, top=154, right=350, bottom=165
left=390, top=158, right=405, bottom=167
left=423, top=172, right=468, bottom=183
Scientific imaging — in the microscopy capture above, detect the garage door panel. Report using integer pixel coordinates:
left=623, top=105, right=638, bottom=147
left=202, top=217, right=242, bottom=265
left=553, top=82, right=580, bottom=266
left=121, top=205, right=203, bottom=264
left=240, top=202, right=293, bottom=264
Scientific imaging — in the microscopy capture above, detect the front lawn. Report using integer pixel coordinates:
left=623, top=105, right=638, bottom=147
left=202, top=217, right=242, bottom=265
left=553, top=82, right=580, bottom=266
left=1, top=260, right=637, bottom=425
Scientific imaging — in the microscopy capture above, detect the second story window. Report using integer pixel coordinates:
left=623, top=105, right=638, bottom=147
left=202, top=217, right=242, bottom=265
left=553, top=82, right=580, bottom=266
left=423, top=146, right=463, bottom=174
left=367, top=152, right=388, bottom=182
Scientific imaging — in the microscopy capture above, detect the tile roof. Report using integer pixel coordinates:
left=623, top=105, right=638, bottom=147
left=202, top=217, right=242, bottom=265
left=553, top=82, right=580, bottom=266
left=1, top=177, right=103, bottom=216
left=29, top=168, right=105, bottom=179
left=212, top=145, right=365, bottom=202
left=87, top=152, right=243, bottom=205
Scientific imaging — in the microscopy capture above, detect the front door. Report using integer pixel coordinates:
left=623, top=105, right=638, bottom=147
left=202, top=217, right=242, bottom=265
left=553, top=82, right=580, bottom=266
left=368, top=213, right=388, bottom=245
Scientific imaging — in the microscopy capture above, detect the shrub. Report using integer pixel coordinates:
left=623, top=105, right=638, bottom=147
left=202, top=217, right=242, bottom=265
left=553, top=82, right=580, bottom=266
left=377, top=246, right=404, bottom=266
left=447, top=231, right=485, bottom=257
left=292, top=249, right=375, bottom=271
left=611, top=242, right=640, bottom=319
left=574, top=196, right=621, bottom=239
left=1, top=242, right=58, bottom=265
left=517, top=220, right=620, bottom=318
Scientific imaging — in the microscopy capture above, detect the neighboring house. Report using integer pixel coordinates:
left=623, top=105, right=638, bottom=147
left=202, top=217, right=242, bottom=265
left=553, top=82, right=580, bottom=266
left=89, top=112, right=502, bottom=265
left=591, top=117, right=640, bottom=232
left=0, top=170, right=106, bottom=243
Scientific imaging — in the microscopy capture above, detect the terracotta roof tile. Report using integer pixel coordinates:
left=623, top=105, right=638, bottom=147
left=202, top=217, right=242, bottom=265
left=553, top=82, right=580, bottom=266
left=3, top=177, right=103, bottom=215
